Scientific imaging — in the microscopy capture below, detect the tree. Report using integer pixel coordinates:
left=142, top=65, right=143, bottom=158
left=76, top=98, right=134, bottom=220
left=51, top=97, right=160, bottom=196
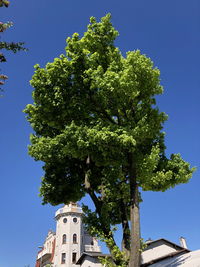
left=0, top=0, right=26, bottom=91
left=0, top=0, right=9, bottom=8
left=24, top=14, right=195, bottom=267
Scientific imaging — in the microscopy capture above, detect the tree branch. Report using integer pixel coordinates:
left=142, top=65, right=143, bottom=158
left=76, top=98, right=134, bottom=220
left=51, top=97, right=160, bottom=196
left=84, top=155, right=122, bottom=266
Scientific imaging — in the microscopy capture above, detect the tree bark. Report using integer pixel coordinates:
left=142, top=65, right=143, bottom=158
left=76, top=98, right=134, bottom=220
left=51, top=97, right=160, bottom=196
left=129, top=153, right=141, bottom=267
left=120, top=198, right=130, bottom=258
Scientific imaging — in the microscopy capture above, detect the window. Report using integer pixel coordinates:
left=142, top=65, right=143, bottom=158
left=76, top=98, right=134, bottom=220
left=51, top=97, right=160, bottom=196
left=73, top=234, right=77, bottom=244
left=61, top=253, right=66, bottom=264
left=73, top=217, right=77, bottom=223
left=63, top=218, right=67, bottom=223
left=91, top=240, right=94, bottom=246
left=72, top=252, right=77, bottom=264
left=62, top=234, right=66, bottom=244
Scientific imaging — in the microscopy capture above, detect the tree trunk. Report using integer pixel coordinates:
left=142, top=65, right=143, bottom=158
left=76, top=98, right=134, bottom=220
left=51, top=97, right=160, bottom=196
left=84, top=156, right=122, bottom=266
left=129, top=154, right=141, bottom=267
left=120, top=199, right=130, bottom=259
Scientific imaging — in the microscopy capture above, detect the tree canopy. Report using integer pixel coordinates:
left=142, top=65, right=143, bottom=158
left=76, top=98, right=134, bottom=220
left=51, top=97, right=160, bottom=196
left=25, top=14, right=195, bottom=267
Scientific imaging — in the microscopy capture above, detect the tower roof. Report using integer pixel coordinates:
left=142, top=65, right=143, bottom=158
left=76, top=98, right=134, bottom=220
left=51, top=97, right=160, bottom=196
left=55, top=202, right=83, bottom=220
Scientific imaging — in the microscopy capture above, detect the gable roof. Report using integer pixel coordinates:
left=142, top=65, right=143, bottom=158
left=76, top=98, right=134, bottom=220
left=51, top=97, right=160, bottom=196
left=141, top=249, right=189, bottom=266
left=150, top=249, right=200, bottom=267
left=141, top=238, right=190, bottom=266
left=145, top=238, right=190, bottom=252
left=76, top=252, right=110, bottom=265
left=77, top=238, right=191, bottom=266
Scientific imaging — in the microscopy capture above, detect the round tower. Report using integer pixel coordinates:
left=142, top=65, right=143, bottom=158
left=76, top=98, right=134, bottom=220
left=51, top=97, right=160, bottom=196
left=53, top=203, right=83, bottom=267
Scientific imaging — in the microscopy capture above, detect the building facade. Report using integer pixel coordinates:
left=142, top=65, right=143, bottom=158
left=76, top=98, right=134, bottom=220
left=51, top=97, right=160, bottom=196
left=36, top=203, right=101, bottom=267
left=36, top=204, right=200, bottom=267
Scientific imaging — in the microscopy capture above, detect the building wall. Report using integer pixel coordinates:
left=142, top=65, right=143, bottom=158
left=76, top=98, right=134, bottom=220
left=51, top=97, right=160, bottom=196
left=54, top=204, right=83, bottom=267
left=36, top=203, right=102, bottom=267
left=37, top=230, right=56, bottom=267
left=150, top=249, right=200, bottom=267
left=84, top=232, right=101, bottom=253
left=141, top=240, right=179, bottom=265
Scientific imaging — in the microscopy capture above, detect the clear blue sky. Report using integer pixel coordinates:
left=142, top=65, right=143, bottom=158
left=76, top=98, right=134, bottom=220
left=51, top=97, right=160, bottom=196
left=0, top=0, right=199, bottom=266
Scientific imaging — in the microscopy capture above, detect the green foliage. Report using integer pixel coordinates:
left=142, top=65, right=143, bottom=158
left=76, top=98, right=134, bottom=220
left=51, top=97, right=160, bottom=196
left=0, top=21, right=12, bottom=32
left=0, top=2, right=26, bottom=91
left=0, top=41, right=26, bottom=53
left=0, top=0, right=10, bottom=8
left=82, top=205, right=128, bottom=266
left=25, top=14, right=195, bottom=266
left=99, top=254, right=128, bottom=267
left=139, top=238, right=147, bottom=253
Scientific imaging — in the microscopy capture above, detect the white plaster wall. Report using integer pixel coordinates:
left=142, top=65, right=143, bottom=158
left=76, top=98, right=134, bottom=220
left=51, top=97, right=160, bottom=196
left=52, top=203, right=102, bottom=267
left=54, top=204, right=83, bottom=267
left=84, top=233, right=101, bottom=252
left=141, top=240, right=178, bottom=264
left=150, top=250, right=200, bottom=267
left=37, top=231, right=55, bottom=260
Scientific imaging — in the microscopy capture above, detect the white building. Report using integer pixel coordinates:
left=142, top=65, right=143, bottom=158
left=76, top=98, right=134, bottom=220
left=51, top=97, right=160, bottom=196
left=36, top=204, right=200, bottom=267
left=141, top=238, right=200, bottom=267
left=36, top=203, right=103, bottom=267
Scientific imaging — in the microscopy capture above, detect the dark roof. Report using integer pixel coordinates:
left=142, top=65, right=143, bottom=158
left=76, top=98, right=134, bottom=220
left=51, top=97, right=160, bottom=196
left=142, top=238, right=190, bottom=266
left=76, top=252, right=110, bottom=265
left=141, top=249, right=189, bottom=266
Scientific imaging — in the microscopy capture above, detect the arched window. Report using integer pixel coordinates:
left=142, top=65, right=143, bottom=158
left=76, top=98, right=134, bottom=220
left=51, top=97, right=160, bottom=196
left=73, top=234, right=77, bottom=244
left=62, top=234, right=66, bottom=244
